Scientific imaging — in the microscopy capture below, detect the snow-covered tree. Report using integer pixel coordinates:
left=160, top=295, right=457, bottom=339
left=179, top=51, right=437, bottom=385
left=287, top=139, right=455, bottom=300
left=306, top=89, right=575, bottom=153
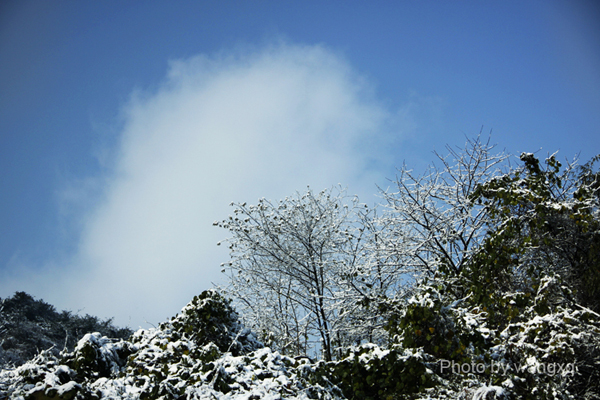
left=464, top=152, right=600, bottom=398
left=470, top=152, right=600, bottom=314
left=216, top=187, right=376, bottom=361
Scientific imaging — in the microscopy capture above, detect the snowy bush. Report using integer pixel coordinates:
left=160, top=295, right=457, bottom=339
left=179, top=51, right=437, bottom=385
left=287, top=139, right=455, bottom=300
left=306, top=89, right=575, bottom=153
left=163, top=289, right=262, bottom=356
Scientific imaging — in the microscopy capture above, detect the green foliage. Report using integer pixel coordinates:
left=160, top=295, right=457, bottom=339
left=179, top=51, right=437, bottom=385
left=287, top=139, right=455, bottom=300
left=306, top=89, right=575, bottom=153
left=469, top=152, right=600, bottom=313
left=386, top=288, right=488, bottom=364
left=120, top=290, right=263, bottom=399
left=313, top=344, right=434, bottom=400
left=11, top=350, right=92, bottom=400
left=62, top=333, right=133, bottom=381
left=486, top=275, right=600, bottom=399
left=165, top=289, right=260, bottom=356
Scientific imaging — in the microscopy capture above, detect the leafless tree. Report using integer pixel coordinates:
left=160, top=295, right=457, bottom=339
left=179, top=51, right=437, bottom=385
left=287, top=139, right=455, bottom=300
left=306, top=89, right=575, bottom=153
left=377, top=135, right=509, bottom=280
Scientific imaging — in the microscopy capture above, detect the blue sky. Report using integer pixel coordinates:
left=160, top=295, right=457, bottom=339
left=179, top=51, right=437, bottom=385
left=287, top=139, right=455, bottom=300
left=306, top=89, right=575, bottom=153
left=1, top=0, right=599, bottom=328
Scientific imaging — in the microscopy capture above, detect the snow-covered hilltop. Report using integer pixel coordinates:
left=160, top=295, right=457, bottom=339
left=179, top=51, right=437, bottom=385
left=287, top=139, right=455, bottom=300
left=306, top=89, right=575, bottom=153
left=3, top=139, right=600, bottom=399
left=0, top=290, right=341, bottom=400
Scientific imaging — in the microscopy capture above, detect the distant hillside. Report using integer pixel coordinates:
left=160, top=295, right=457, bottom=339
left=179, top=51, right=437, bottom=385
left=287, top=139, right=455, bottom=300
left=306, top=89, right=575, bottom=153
left=0, top=291, right=132, bottom=367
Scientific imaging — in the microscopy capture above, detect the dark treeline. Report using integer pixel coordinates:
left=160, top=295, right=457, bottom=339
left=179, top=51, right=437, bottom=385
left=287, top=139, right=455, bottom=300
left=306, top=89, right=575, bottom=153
left=0, top=291, right=132, bottom=367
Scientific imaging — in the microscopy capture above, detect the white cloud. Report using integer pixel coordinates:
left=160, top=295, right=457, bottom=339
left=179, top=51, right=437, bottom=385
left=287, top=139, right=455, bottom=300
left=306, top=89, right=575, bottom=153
left=1, top=42, right=402, bottom=328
